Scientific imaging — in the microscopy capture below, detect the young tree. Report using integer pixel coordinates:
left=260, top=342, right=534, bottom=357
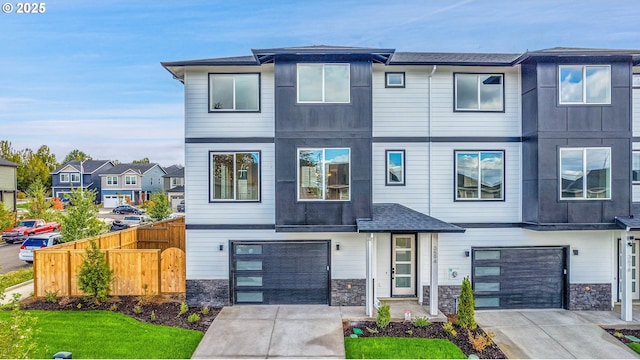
left=77, top=240, right=113, bottom=303
left=59, top=188, right=106, bottom=243
left=24, top=179, right=57, bottom=221
left=146, top=192, right=172, bottom=221
left=457, top=276, right=477, bottom=329
left=0, top=202, right=16, bottom=230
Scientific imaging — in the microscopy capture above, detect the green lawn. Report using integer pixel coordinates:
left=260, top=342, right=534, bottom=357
left=0, top=267, right=33, bottom=292
left=345, top=337, right=466, bottom=359
left=0, top=310, right=203, bottom=359
left=628, top=342, right=640, bottom=354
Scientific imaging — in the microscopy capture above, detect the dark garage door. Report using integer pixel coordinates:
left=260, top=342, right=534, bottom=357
left=231, top=241, right=330, bottom=304
left=472, top=247, right=567, bottom=309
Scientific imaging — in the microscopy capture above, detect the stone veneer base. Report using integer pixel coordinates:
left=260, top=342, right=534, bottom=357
left=331, top=279, right=365, bottom=306
left=569, top=283, right=611, bottom=311
left=186, top=279, right=230, bottom=307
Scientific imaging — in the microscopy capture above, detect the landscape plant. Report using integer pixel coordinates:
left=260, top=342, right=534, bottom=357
left=23, top=179, right=57, bottom=221
left=376, top=302, right=391, bottom=328
left=467, top=329, right=494, bottom=352
left=412, top=316, right=431, bottom=327
left=188, top=313, right=200, bottom=323
left=0, top=292, right=39, bottom=359
left=77, top=240, right=113, bottom=303
left=0, top=201, right=16, bottom=230
left=59, top=187, right=106, bottom=242
left=146, top=192, right=172, bottom=221
left=457, top=276, right=477, bottom=329
left=177, top=301, right=189, bottom=317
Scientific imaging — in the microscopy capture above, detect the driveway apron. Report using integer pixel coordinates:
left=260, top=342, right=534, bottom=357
left=476, top=309, right=639, bottom=359
left=191, top=305, right=345, bottom=359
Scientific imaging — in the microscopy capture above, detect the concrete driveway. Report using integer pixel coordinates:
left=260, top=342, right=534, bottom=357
left=191, top=305, right=345, bottom=359
left=476, top=309, right=639, bottom=359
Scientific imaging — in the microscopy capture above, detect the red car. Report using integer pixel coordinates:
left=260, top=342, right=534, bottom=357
left=2, top=219, right=61, bottom=244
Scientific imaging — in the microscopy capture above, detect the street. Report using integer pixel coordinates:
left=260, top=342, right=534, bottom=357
left=0, top=242, right=30, bottom=274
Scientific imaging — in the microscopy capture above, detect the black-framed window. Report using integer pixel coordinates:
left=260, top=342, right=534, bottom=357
left=298, top=148, right=350, bottom=201
left=386, top=150, right=405, bottom=186
left=208, top=73, right=260, bottom=112
left=455, top=150, right=505, bottom=201
left=559, top=65, right=611, bottom=104
left=210, top=151, right=261, bottom=202
left=559, top=147, right=611, bottom=200
left=385, top=72, right=405, bottom=88
left=454, top=73, right=504, bottom=112
left=297, top=64, right=350, bottom=103
left=633, top=151, right=640, bottom=184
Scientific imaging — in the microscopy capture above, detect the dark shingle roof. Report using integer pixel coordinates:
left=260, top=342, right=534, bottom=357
left=390, top=52, right=521, bottom=66
left=357, top=203, right=465, bottom=233
left=0, top=158, right=18, bottom=167
left=52, top=160, right=112, bottom=174
left=100, top=163, right=162, bottom=176
left=167, top=185, right=184, bottom=193
left=163, top=165, right=184, bottom=177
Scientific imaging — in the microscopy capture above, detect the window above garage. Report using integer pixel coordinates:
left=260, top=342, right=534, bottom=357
left=210, top=151, right=261, bottom=202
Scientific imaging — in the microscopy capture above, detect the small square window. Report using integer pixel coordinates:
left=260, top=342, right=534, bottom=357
left=385, top=72, right=405, bottom=88
left=59, top=173, right=69, bottom=182
left=71, top=173, right=80, bottom=182
left=633, top=74, right=640, bottom=88
left=385, top=150, right=405, bottom=185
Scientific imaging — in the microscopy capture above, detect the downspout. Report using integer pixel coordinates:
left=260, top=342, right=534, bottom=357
left=428, top=66, right=437, bottom=216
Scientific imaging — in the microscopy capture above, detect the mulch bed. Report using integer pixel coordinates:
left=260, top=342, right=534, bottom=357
left=20, top=295, right=221, bottom=333
left=605, top=328, right=640, bottom=347
left=344, top=320, right=507, bottom=359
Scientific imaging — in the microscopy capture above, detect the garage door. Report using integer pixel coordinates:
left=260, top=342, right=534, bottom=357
left=230, top=241, right=330, bottom=305
left=472, top=247, right=567, bottom=309
left=103, top=195, right=127, bottom=208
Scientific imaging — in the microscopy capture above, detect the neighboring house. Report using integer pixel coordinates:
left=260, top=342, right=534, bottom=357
left=163, top=165, right=185, bottom=209
left=99, top=163, right=166, bottom=207
left=162, top=46, right=640, bottom=319
left=0, top=158, right=18, bottom=212
left=51, top=160, right=114, bottom=203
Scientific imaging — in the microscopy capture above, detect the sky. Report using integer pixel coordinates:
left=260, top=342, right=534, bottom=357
left=1, top=0, right=639, bottom=167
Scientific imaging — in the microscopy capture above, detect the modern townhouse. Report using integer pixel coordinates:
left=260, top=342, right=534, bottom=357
left=99, top=163, right=166, bottom=207
left=51, top=160, right=114, bottom=202
left=163, top=46, right=640, bottom=319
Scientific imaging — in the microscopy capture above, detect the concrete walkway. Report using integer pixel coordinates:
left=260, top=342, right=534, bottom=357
left=2, top=280, right=33, bottom=304
left=476, top=309, right=640, bottom=359
left=191, top=305, right=345, bottom=359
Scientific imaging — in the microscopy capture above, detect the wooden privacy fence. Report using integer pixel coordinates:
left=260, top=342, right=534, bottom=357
left=33, top=217, right=186, bottom=298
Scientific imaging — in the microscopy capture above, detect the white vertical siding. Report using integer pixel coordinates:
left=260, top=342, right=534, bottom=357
left=633, top=70, right=640, bottom=136
left=186, top=230, right=366, bottom=279
left=430, top=142, right=522, bottom=223
left=374, top=233, right=391, bottom=298
left=372, top=143, right=429, bottom=213
left=184, top=143, right=275, bottom=224
left=184, top=65, right=274, bottom=138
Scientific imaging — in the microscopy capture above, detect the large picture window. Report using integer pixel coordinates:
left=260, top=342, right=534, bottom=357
left=560, top=148, right=611, bottom=199
left=455, top=151, right=504, bottom=200
left=386, top=150, right=405, bottom=186
left=209, top=73, right=260, bottom=112
left=297, top=64, right=350, bottom=103
left=298, top=148, right=350, bottom=201
left=210, top=151, right=260, bottom=202
left=454, top=73, right=504, bottom=111
left=559, top=65, right=611, bottom=104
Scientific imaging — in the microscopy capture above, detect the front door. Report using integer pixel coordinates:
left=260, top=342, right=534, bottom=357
left=619, top=238, right=640, bottom=300
left=392, top=234, right=415, bottom=296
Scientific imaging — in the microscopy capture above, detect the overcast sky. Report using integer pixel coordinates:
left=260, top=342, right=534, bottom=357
left=1, top=0, right=639, bottom=166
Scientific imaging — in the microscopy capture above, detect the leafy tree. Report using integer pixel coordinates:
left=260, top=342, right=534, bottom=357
left=62, top=149, right=92, bottom=164
left=23, top=179, right=57, bottom=221
left=132, top=157, right=150, bottom=164
left=59, top=187, right=106, bottom=243
left=457, top=276, right=477, bottom=329
left=0, top=292, right=39, bottom=358
left=16, top=146, right=58, bottom=191
left=146, top=192, right=172, bottom=221
left=0, top=140, right=21, bottom=165
left=77, top=240, right=113, bottom=303
left=0, top=202, right=16, bottom=230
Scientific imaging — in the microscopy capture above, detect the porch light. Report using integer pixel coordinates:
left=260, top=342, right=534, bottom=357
left=219, top=244, right=224, bottom=251
left=464, top=250, right=470, bottom=257
left=572, top=249, right=579, bottom=256
left=336, top=243, right=340, bottom=251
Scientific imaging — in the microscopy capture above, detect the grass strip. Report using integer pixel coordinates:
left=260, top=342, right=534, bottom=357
left=345, top=336, right=466, bottom=359
left=0, top=267, right=33, bottom=292
left=0, top=310, right=203, bottom=358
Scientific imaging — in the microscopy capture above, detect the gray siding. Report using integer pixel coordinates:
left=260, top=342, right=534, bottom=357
left=274, top=55, right=373, bottom=231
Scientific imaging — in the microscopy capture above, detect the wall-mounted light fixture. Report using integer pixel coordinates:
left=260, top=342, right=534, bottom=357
left=572, top=249, right=579, bottom=256
left=219, top=244, right=224, bottom=252
left=464, top=250, right=470, bottom=257
left=336, top=243, right=340, bottom=251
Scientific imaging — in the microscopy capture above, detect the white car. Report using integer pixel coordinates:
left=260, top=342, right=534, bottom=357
left=19, top=232, right=62, bottom=263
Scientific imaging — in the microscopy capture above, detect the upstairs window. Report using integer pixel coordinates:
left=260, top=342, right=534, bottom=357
left=210, top=151, right=260, bottom=202
left=633, top=74, right=640, bottom=88
left=385, top=72, right=405, bottom=88
left=298, top=148, right=350, bottom=201
left=633, top=151, right=640, bottom=184
left=454, top=73, right=504, bottom=111
left=560, top=148, right=611, bottom=199
left=71, top=173, right=80, bottom=182
left=455, top=151, right=505, bottom=200
left=59, top=173, right=69, bottom=182
left=125, top=175, right=137, bottom=185
left=559, top=65, right=611, bottom=104
left=209, top=73, right=260, bottom=112
left=297, top=64, right=350, bottom=103
left=106, top=176, right=118, bottom=185
left=386, top=150, right=405, bottom=186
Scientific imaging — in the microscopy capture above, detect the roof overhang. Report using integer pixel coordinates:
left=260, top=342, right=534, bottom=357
left=616, top=216, right=640, bottom=232
left=357, top=203, right=465, bottom=233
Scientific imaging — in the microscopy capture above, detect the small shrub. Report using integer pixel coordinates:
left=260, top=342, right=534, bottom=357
left=406, top=329, right=413, bottom=335
left=0, top=292, right=39, bottom=358
left=201, top=305, right=210, bottom=315
left=467, top=329, right=494, bottom=352
left=44, top=290, right=59, bottom=303
left=376, top=302, right=391, bottom=328
left=443, top=322, right=457, bottom=336
left=366, top=327, right=379, bottom=334
left=188, top=313, right=200, bottom=323
left=457, top=276, right=477, bottom=329
left=58, top=296, right=71, bottom=307
left=177, top=302, right=189, bottom=317
left=614, top=331, right=624, bottom=338
left=412, top=316, right=431, bottom=327
left=109, top=304, right=118, bottom=311
left=77, top=240, right=114, bottom=304
left=76, top=303, right=82, bottom=309
left=17, top=191, right=26, bottom=200
left=150, top=310, right=156, bottom=321
left=133, top=305, right=142, bottom=314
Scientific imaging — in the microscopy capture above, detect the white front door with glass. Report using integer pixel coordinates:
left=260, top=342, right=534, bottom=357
left=392, top=234, right=415, bottom=296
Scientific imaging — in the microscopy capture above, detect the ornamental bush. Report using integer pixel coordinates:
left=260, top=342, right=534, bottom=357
left=457, top=276, right=477, bottom=329
left=77, top=240, right=113, bottom=303
left=376, top=301, right=391, bottom=328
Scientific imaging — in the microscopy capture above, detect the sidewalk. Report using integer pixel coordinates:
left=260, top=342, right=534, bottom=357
left=2, top=280, right=33, bottom=304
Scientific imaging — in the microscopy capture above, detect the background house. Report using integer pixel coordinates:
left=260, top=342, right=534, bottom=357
left=163, top=165, right=184, bottom=209
left=99, top=163, right=166, bottom=207
left=51, top=160, right=114, bottom=203
left=0, top=157, right=18, bottom=212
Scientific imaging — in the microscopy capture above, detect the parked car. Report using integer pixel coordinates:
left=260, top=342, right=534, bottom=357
left=109, top=220, right=130, bottom=232
left=112, top=205, right=145, bottom=215
left=121, top=215, right=150, bottom=226
left=19, top=232, right=62, bottom=263
left=177, top=200, right=185, bottom=212
left=2, top=219, right=61, bottom=244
